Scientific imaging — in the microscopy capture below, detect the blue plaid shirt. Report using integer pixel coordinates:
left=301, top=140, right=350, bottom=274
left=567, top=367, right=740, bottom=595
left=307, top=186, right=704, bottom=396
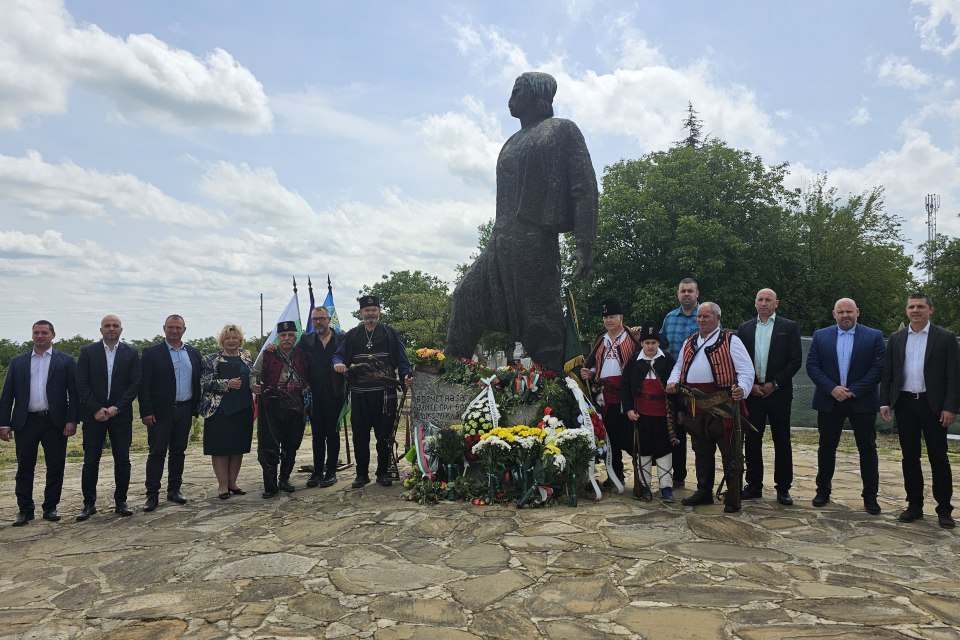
left=659, top=304, right=701, bottom=360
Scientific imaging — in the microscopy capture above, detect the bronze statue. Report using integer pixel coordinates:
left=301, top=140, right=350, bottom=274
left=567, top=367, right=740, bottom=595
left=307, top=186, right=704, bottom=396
left=445, top=72, right=599, bottom=372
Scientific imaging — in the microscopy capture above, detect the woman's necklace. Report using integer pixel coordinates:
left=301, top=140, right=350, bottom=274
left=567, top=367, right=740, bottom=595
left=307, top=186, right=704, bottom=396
left=365, top=325, right=375, bottom=349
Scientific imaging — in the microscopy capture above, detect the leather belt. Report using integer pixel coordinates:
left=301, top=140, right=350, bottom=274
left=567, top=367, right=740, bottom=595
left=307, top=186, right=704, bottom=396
left=900, top=391, right=927, bottom=400
left=636, top=393, right=666, bottom=401
left=172, top=400, right=193, bottom=408
left=28, top=410, right=50, bottom=416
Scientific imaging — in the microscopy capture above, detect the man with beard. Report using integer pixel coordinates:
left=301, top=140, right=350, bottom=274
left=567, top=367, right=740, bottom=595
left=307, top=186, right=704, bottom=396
left=251, top=322, right=311, bottom=498
left=333, top=296, right=413, bottom=488
left=807, top=298, right=886, bottom=514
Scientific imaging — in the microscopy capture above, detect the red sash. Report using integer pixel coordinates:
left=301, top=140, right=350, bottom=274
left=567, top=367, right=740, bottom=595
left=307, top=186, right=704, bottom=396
left=599, top=375, right=621, bottom=417
left=635, top=378, right=667, bottom=417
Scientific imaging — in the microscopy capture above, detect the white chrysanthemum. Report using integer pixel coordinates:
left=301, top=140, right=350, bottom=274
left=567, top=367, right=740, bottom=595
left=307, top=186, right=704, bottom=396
left=552, top=453, right=566, bottom=471
left=472, top=436, right=510, bottom=454
left=547, top=417, right=560, bottom=427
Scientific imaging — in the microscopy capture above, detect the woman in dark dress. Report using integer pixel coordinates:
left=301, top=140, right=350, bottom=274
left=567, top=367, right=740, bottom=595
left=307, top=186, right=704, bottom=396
left=199, top=324, right=255, bottom=499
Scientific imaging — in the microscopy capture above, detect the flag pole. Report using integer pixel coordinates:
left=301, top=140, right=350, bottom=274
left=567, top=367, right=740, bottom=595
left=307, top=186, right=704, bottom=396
left=293, top=276, right=298, bottom=294
left=327, top=273, right=332, bottom=294
left=260, top=293, right=263, bottom=344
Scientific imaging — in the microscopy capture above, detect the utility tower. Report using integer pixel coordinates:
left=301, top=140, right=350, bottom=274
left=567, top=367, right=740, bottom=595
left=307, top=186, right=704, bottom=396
left=926, top=194, right=940, bottom=282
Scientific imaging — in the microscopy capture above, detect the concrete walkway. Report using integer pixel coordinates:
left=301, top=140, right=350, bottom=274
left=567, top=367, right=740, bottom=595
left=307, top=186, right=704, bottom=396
left=0, top=438, right=958, bottom=639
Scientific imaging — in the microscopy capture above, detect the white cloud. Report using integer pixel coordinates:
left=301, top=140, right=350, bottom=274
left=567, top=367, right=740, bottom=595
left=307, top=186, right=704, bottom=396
left=849, top=104, right=872, bottom=126
left=414, top=96, right=503, bottom=189
left=0, top=0, right=272, bottom=132
left=447, top=23, right=784, bottom=157
left=876, top=54, right=934, bottom=89
left=790, top=128, right=960, bottom=237
left=913, top=0, right=960, bottom=58
left=0, top=230, right=95, bottom=258
left=775, top=109, right=793, bottom=120
left=270, top=87, right=399, bottom=144
left=199, top=161, right=324, bottom=224
left=0, top=150, right=227, bottom=228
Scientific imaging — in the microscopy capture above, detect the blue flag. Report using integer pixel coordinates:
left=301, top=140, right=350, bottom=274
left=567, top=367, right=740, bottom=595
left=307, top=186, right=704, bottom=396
left=304, top=284, right=317, bottom=334
left=323, top=288, right=342, bottom=333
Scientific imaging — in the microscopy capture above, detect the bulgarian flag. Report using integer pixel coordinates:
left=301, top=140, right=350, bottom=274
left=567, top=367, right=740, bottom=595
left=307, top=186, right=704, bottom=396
left=563, top=287, right=589, bottom=396
left=256, top=290, right=302, bottom=363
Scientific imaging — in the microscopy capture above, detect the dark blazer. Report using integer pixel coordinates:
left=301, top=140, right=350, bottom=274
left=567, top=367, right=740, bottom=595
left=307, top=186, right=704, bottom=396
left=0, top=349, right=79, bottom=431
left=76, top=341, right=142, bottom=425
left=880, top=323, right=960, bottom=415
left=807, top=323, right=885, bottom=414
left=297, top=331, right=345, bottom=398
left=736, top=316, right=803, bottom=400
left=139, top=341, right=202, bottom=420
left=620, top=350, right=678, bottom=414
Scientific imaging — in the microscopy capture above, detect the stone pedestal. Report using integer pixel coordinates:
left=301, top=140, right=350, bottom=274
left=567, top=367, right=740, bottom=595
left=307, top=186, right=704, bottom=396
left=410, top=371, right=475, bottom=432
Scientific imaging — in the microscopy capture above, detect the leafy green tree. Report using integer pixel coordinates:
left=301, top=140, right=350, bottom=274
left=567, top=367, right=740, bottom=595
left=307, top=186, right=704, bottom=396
left=919, top=228, right=960, bottom=332
left=788, top=175, right=915, bottom=334
left=186, top=336, right=219, bottom=355
left=125, top=335, right=165, bottom=355
left=52, top=335, right=95, bottom=359
left=357, top=270, right=452, bottom=348
left=0, top=339, right=24, bottom=368
left=570, top=138, right=797, bottom=337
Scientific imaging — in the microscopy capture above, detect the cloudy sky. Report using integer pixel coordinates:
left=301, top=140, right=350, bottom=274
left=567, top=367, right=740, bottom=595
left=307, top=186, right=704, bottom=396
left=1, top=0, right=959, bottom=341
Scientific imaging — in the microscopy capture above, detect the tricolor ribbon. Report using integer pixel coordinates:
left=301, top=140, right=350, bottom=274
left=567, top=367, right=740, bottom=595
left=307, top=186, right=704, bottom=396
left=565, top=377, right=624, bottom=497
left=412, top=422, right=432, bottom=480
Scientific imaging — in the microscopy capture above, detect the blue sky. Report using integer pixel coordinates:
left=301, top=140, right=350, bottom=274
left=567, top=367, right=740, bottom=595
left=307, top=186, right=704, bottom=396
left=1, top=0, right=959, bottom=341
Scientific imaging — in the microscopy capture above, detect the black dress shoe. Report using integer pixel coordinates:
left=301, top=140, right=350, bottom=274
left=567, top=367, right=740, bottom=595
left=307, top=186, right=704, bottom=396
left=76, top=505, right=97, bottom=521
left=351, top=475, right=370, bottom=488
left=143, top=494, right=159, bottom=512
left=219, top=492, right=230, bottom=500
left=306, top=473, right=323, bottom=488
left=377, top=474, right=393, bottom=487
left=319, top=474, right=338, bottom=488
left=12, top=512, right=33, bottom=526
left=939, top=513, right=956, bottom=529
left=115, top=502, right=133, bottom=517
left=278, top=479, right=296, bottom=493
left=741, top=485, right=762, bottom=500
left=864, top=496, right=881, bottom=515
left=167, top=490, right=187, bottom=504
left=899, top=505, right=923, bottom=522
left=262, top=490, right=278, bottom=499
left=42, top=510, right=61, bottom=521
left=812, top=493, right=830, bottom=507
left=776, top=490, right=794, bottom=506
left=229, top=487, right=246, bottom=495
left=681, top=490, right=714, bottom=506
left=724, top=504, right=741, bottom=513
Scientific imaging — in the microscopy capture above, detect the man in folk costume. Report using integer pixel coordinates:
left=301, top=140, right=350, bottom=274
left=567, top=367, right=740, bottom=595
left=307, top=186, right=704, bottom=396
left=666, top=302, right=754, bottom=513
left=333, top=295, right=413, bottom=489
left=251, top=321, right=311, bottom=498
left=621, top=321, right=679, bottom=502
left=581, top=297, right=640, bottom=488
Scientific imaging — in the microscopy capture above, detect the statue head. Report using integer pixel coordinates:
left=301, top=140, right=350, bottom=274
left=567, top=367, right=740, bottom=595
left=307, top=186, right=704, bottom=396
left=508, top=72, right=557, bottom=119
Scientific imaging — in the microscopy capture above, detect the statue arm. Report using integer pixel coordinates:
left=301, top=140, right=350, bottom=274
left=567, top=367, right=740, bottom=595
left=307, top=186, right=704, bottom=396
left=564, top=122, right=598, bottom=280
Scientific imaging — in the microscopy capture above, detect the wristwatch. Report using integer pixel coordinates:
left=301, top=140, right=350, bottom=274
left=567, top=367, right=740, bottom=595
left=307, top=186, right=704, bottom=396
left=772, top=382, right=779, bottom=391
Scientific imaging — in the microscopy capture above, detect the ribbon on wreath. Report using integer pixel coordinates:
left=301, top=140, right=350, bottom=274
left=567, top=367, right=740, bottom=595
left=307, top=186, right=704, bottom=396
left=565, top=377, right=624, bottom=497
left=462, top=375, right=501, bottom=427
left=513, top=371, right=540, bottom=394
left=412, top=422, right=433, bottom=480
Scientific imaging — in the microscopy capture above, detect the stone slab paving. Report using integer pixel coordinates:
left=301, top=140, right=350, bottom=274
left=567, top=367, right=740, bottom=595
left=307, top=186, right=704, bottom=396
left=0, top=439, right=958, bottom=639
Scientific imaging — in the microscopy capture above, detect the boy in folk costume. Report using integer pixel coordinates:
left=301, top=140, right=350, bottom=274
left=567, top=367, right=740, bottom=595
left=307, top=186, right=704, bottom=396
left=581, top=297, right=641, bottom=488
left=622, top=322, right=680, bottom=501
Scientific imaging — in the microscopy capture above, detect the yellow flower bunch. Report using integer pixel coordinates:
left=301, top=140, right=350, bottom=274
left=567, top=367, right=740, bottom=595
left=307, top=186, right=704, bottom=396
left=512, top=426, right=546, bottom=440
left=480, top=427, right=516, bottom=443
left=415, top=348, right=445, bottom=361
left=544, top=444, right=561, bottom=456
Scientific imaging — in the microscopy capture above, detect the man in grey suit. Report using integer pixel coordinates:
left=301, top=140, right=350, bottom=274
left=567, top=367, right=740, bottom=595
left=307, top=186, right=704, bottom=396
left=880, top=294, right=958, bottom=529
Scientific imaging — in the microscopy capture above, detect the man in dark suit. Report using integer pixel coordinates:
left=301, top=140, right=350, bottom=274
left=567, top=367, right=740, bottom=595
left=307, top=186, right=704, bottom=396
left=301, top=307, right=345, bottom=488
left=880, top=294, right=958, bottom=529
left=75, top=315, right=142, bottom=521
left=737, top=289, right=802, bottom=506
left=806, top=298, right=886, bottom=514
left=139, top=315, right=202, bottom=511
left=0, top=320, right=79, bottom=526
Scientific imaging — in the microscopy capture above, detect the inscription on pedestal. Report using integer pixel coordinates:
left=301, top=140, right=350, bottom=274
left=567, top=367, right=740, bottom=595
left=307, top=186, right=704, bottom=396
left=410, top=371, right=475, bottom=431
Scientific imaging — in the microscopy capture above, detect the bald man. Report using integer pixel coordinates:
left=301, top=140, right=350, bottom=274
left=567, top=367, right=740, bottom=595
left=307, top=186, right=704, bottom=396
left=806, top=298, right=885, bottom=515
left=737, top=289, right=802, bottom=505
left=75, top=316, right=142, bottom=520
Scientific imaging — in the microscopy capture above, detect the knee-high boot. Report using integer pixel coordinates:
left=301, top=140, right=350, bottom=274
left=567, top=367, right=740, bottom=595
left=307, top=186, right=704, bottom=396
left=681, top=460, right=715, bottom=505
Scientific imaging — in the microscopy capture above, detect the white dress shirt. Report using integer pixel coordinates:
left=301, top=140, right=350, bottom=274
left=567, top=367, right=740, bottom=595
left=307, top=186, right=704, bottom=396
left=668, top=328, right=755, bottom=395
left=903, top=321, right=929, bottom=394
left=28, top=349, right=52, bottom=412
left=104, top=342, right=118, bottom=399
left=638, top=348, right=665, bottom=380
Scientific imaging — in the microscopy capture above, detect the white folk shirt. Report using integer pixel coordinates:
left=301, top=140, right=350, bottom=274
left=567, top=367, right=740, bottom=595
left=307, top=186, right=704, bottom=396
left=28, top=349, right=52, bottom=412
left=638, top=348, right=665, bottom=380
left=903, top=322, right=929, bottom=394
left=104, top=342, right=118, bottom=399
left=667, top=328, right=755, bottom=395
left=591, top=330, right=628, bottom=379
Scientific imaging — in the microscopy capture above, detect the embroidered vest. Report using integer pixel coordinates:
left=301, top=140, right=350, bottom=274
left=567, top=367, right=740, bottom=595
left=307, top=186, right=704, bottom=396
left=679, top=330, right=737, bottom=388
left=260, top=348, right=310, bottom=393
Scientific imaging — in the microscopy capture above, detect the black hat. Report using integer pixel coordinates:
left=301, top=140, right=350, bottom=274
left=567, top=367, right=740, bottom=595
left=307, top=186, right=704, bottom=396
left=639, top=321, right=660, bottom=343
left=358, top=295, right=381, bottom=309
left=601, top=296, right=623, bottom=317
left=277, top=320, right=298, bottom=334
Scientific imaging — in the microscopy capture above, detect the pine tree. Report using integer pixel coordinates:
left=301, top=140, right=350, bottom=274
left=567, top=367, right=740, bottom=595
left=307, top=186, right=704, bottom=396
left=679, top=101, right=704, bottom=149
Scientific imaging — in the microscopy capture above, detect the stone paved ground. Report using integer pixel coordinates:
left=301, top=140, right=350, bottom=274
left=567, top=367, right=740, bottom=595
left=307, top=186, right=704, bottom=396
left=0, top=437, right=959, bottom=640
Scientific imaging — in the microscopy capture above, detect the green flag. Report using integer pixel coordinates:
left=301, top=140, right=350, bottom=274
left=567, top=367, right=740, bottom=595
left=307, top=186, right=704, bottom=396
left=563, top=288, right=589, bottom=396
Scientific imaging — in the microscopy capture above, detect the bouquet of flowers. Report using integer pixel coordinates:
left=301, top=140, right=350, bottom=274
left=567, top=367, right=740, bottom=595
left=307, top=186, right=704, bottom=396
left=555, top=427, right=596, bottom=506
left=412, top=348, right=445, bottom=364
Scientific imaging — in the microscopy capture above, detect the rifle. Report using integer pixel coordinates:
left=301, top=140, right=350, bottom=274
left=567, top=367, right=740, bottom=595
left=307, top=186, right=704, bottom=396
left=715, top=386, right=745, bottom=503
